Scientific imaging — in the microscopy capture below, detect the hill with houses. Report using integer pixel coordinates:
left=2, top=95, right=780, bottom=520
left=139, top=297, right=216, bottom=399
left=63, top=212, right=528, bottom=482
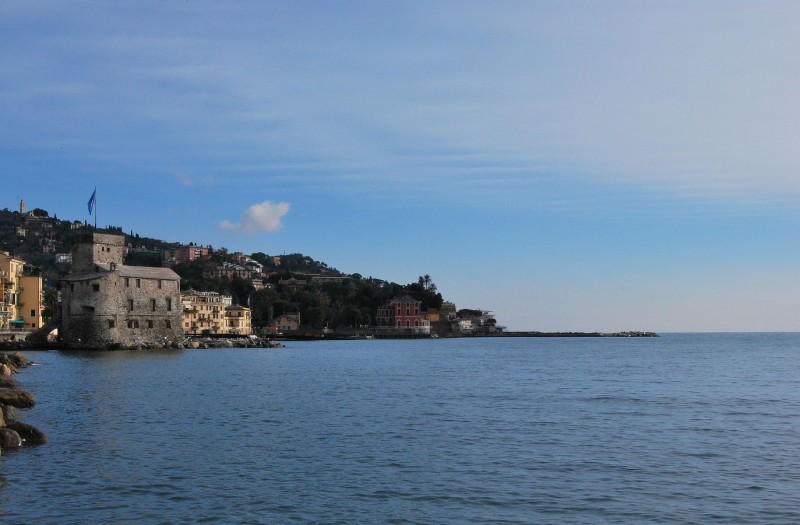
left=0, top=202, right=500, bottom=336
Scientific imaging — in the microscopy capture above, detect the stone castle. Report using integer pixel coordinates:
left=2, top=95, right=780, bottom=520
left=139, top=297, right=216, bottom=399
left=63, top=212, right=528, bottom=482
left=60, top=232, right=183, bottom=348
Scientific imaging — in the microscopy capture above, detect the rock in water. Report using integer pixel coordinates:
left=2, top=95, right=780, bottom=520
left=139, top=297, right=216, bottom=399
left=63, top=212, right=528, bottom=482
left=0, top=389, right=35, bottom=408
left=0, top=375, right=18, bottom=389
left=5, top=421, right=47, bottom=445
left=0, top=428, right=22, bottom=449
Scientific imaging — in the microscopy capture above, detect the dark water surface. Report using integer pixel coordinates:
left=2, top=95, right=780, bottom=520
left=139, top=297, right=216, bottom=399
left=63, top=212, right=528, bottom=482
left=2, top=334, right=799, bottom=524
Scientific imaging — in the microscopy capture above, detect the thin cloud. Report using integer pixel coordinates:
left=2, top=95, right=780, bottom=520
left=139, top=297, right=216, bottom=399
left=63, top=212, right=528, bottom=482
left=218, top=200, right=290, bottom=234
left=175, top=172, right=215, bottom=188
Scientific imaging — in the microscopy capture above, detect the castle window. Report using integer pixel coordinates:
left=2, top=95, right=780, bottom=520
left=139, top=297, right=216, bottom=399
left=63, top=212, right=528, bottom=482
left=158, top=280, right=162, bottom=289
left=147, top=320, right=154, bottom=329
left=125, top=277, right=130, bottom=287
left=151, top=299, right=156, bottom=311
left=93, top=284, right=100, bottom=292
left=128, top=299, right=134, bottom=311
left=166, top=320, right=172, bottom=329
left=127, top=320, right=140, bottom=329
left=108, top=320, right=115, bottom=328
left=136, top=278, right=141, bottom=288
left=166, top=298, right=172, bottom=311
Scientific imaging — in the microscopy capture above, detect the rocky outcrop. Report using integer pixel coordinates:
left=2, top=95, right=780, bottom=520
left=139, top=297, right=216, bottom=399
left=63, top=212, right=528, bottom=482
left=0, top=352, right=46, bottom=459
left=185, top=336, right=283, bottom=350
left=0, top=389, right=35, bottom=409
left=5, top=421, right=47, bottom=445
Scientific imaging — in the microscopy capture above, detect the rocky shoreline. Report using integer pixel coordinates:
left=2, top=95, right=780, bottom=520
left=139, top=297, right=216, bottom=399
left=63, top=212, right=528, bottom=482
left=0, top=352, right=47, bottom=488
left=0, top=336, right=283, bottom=352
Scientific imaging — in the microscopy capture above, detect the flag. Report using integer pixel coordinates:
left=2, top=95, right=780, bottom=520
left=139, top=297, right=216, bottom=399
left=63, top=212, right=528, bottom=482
left=88, top=189, right=96, bottom=215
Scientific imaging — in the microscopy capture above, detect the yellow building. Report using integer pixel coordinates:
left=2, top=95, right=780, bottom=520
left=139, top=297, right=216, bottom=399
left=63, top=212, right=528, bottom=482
left=224, top=304, right=252, bottom=335
left=181, top=290, right=231, bottom=336
left=1, top=252, right=43, bottom=332
left=18, top=275, right=44, bottom=329
left=181, top=290, right=252, bottom=336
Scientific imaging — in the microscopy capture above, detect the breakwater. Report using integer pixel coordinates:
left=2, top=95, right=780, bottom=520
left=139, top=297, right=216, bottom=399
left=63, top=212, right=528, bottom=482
left=486, top=331, right=658, bottom=337
left=0, top=336, right=283, bottom=351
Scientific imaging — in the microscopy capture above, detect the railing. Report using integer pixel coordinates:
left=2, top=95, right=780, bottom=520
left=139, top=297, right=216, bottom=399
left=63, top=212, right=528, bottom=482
left=0, top=327, right=30, bottom=338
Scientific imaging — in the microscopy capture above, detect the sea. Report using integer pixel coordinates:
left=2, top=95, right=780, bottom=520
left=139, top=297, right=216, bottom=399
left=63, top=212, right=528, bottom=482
left=1, top=333, right=799, bottom=524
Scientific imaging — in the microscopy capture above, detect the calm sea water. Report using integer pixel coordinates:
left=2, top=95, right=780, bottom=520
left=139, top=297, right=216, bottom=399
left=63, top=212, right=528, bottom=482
left=2, top=334, right=799, bottom=524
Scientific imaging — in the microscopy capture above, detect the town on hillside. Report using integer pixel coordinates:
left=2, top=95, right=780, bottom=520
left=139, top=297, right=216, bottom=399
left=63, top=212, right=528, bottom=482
left=1, top=201, right=502, bottom=347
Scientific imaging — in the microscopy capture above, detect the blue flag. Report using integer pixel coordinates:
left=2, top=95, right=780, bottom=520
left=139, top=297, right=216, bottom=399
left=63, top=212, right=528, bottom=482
left=88, top=189, right=96, bottom=215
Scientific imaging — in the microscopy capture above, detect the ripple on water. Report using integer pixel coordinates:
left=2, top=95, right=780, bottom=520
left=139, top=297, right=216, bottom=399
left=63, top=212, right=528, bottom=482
left=3, top=336, right=800, bottom=524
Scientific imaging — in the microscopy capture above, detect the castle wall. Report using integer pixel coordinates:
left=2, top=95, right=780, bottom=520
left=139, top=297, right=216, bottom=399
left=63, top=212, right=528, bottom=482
left=61, top=267, right=182, bottom=348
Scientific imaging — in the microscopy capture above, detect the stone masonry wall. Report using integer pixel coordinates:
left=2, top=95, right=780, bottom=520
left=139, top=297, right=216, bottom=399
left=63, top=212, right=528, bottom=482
left=70, top=232, right=124, bottom=274
left=62, top=271, right=182, bottom=348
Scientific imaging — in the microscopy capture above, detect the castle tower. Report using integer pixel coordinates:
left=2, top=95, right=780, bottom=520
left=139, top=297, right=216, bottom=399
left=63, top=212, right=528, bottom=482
left=70, top=232, right=125, bottom=274
left=20, top=199, right=24, bottom=215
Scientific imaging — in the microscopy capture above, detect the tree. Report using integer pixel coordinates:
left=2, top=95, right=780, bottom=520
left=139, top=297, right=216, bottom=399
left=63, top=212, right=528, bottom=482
left=418, top=274, right=437, bottom=292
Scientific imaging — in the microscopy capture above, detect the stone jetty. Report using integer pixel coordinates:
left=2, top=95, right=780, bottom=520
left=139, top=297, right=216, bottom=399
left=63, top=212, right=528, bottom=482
left=0, top=351, right=46, bottom=487
left=0, top=336, right=283, bottom=351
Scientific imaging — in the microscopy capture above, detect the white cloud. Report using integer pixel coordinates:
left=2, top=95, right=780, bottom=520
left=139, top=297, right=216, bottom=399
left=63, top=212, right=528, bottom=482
left=218, top=200, right=290, bottom=234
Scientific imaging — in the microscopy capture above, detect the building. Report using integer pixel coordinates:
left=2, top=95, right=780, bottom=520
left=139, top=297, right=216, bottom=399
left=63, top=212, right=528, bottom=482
left=204, top=262, right=254, bottom=280
left=18, top=275, right=44, bottom=329
left=224, top=304, right=251, bottom=335
left=458, top=310, right=500, bottom=334
left=279, top=277, right=307, bottom=290
left=164, top=244, right=210, bottom=266
left=440, top=301, right=457, bottom=321
left=273, top=313, right=300, bottom=332
left=1, top=252, right=43, bottom=333
left=60, top=232, right=183, bottom=348
left=376, top=295, right=430, bottom=335
left=181, top=290, right=232, bottom=335
left=181, top=290, right=251, bottom=336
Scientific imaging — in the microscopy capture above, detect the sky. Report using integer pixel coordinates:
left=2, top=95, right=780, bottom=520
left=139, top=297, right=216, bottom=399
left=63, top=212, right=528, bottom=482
left=2, top=1, right=800, bottom=332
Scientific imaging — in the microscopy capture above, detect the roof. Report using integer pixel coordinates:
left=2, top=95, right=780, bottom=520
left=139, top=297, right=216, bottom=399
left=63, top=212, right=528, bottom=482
left=389, top=294, right=419, bottom=304
left=225, top=304, right=250, bottom=311
left=62, top=264, right=180, bottom=282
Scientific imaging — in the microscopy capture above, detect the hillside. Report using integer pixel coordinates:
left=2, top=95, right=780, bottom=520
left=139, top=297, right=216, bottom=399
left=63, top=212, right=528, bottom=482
left=0, top=206, right=452, bottom=331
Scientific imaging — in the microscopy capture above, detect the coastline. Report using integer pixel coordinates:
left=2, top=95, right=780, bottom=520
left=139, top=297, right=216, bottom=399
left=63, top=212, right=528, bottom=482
left=276, top=330, right=659, bottom=341
left=0, top=336, right=283, bottom=352
left=0, top=351, right=47, bottom=488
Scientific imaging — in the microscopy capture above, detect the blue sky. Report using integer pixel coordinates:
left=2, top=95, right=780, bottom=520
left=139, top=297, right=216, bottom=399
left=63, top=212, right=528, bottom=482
left=3, top=1, right=800, bottom=332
